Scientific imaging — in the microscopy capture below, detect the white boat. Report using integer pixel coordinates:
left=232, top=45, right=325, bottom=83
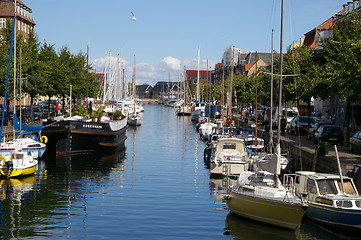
left=127, top=55, right=142, bottom=126
left=191, top=101, right=207, bottom=122
left=210, top=138, right=250, bottom=177
left=176, top=105, right=191, bottom=116
left=0, top=115, right=46, bottom=159
left=198, top=122, right=217, bottom=141
left=128, top=113, right=142, bottom=126
left=0, top=133, right=46, bottom=159
left=0, top=151, right=38, bottom=178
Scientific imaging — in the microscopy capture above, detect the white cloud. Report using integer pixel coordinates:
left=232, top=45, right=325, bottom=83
left=91, top=56, right=217, bottom=86
left=159, top=56, right=182, bottom=71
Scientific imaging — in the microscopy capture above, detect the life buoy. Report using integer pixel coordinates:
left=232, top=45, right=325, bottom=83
left=41, top=135, right=48, bottom=144
left=0, top=156, right=6, bottom=165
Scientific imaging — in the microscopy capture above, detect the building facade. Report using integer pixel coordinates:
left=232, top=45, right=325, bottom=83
left=0, top=0, right=35, bottom=39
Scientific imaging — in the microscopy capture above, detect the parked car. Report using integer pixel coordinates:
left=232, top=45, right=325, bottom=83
left=307, top=122, right=328, bottom=140
left=288, top=116, right=315, bottom=135
left=314, top=125, right=343, bottom=145
left=349, top=131, right=361, bottom=152
left=311, top=112, right=323, bottom=122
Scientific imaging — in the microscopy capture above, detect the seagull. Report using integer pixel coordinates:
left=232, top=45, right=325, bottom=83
left=131, top=12, right=137, bottom=21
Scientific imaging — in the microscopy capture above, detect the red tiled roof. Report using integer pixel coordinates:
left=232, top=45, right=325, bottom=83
left=244, top=64, right=253, bottom=72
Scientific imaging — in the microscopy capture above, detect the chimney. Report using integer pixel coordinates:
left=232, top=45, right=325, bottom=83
left=343, top=4, right=349, bottom=14
left=348, top=2, right=354, bottom=11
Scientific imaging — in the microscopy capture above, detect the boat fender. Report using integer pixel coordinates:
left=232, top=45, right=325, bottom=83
left=41, top=135, right=48, bottom=144
left=0, top=156, right=6, bottom=166
left=224, top=194, right=231, bottom=200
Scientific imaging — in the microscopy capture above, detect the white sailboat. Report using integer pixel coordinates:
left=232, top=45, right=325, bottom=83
left=0, top=2, right=39, bottom=178
left=190, top=47, right=207, bottom=121
left=127, top=55, right=142, bottom=126
left=225, top=0, right=307, bottom=230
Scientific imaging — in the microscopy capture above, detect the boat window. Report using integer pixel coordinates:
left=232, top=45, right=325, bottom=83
left=307, top=179, right=317, bottom=194
left=28, top=144, right=41, bottom=147
left=337, top=179, right=357, bottom=194
left=336, top=200, right=353, bottom=208
left=295, top=176, right=300, bottom=184
left=317, top=180, right=338, bottom=195
left=223, top=143, right=236, bottom=150
left=356, top=200, right=361, bottom=208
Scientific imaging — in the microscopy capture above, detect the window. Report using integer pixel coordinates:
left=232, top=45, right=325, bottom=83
left=223, top=143, right=236, bottom=150
left=307, top=179, right=317, bottom=194
left=317, top=179, right=338, bottom=195
left=0, top=18, right=6, bottom=28
left=338, top=179, right=357, bottom=194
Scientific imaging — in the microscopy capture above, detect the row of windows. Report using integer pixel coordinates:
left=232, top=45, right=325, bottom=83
left=16, top=4, right=33, bottom=20
left=0, top=17, right=33, bottom=35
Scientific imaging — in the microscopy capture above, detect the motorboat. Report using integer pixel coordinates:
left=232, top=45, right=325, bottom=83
left=210, top=138, right=250, bottom=177
left=199, top=122, right=217, bottom=141
left=290, top=171, right=361, bottom=229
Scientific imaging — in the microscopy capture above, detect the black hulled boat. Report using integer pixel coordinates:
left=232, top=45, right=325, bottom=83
left=42, top=116, right=127, bottom=156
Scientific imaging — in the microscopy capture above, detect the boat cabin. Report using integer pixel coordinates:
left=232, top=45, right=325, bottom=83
left=292, top=171, right=361, bottom=209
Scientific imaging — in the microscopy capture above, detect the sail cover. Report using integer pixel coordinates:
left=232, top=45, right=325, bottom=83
left=13, top=114, right=43, bottom=132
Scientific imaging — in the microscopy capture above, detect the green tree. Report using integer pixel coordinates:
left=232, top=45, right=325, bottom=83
left=321, top=10, right=361, bottom=141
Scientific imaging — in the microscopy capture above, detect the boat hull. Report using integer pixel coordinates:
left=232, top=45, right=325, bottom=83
left=210, top=162, right=249, bottom=177
left=306, top=203, right=361, bottom=229
left=227, top=191, right=305, bottom=230
left=0, top=165, right=37, bottom=177
left=42, top=118, right=127, bottom=156
left=0, top=147, right=45, bottom=159
left=128, top=116, right=142, bottom=126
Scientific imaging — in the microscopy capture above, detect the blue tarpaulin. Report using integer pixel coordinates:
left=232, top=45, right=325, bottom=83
left=13, top=114, right=43, bottom=132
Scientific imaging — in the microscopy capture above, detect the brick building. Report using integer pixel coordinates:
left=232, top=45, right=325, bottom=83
left=0, top=0, right=35, bottom=39
left=185, top=70, right=211, bottom=85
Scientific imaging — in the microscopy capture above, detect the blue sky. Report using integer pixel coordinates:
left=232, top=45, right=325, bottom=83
left=26, top=0, right=343, bottom=85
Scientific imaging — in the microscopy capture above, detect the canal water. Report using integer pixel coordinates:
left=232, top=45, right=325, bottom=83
left=0, top=104, right=358, bottom=239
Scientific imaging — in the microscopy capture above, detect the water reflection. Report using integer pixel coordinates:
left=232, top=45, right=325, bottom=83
left=224, top=213, right=305, bottom=240
left=209, top=177, right=236, bottom=205
left=54, top=149, right=126, bottom=172
left=0, top=176, right=37, bottom=239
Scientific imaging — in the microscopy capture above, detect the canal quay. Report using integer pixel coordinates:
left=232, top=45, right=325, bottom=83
left=0, top=104, right=360, bottom=240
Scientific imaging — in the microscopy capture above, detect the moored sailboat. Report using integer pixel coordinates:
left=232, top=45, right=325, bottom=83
left=225, top=0, right=307, bottom=230
left=128, top=55, right=142, bottom=126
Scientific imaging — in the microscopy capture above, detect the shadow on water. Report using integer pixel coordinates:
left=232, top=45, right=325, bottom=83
left=301, top=218, right=361, bottom=240
left=224, top=213, right=304, bottom=240
left=42, top=149, right=126, bottom=173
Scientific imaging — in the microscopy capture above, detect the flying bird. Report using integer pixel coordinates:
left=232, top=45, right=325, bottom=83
left=131, top=12, right=137, bottom=21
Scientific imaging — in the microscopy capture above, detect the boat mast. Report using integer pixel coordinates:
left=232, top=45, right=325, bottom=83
left=221, top=63, right=225, bottom=118
left=196, top=47, right=200, bottom=102
left=255, top=51, right=258, bottom=146
left=133, top=55, right=136, bottom=114
left=269, top=29, right=274, bottom=152
left=13, top=0, right=17, bottom=140
left=275, top=0, right=285, bottom=176
left=227, top=46, right=234, bottom=120
left=1, top=8, right=16, bottom=141
left=184, top=67, right=187, bottom=106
